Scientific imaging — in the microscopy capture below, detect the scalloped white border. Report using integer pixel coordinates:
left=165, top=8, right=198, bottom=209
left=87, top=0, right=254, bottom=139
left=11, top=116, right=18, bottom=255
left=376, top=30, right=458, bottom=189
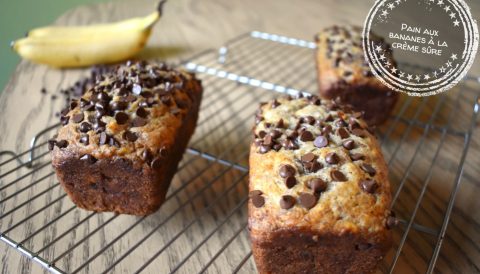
left=363, top=0, right=479, bottom=96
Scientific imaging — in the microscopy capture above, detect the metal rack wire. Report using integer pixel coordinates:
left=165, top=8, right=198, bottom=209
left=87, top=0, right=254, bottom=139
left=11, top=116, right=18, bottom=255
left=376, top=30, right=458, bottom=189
left=1, top=31, right=479, bottom=274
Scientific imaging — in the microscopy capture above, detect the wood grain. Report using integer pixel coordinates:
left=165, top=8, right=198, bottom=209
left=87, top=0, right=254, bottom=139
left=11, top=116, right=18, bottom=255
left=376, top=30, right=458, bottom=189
left=1, top=0, right=479, bottom=273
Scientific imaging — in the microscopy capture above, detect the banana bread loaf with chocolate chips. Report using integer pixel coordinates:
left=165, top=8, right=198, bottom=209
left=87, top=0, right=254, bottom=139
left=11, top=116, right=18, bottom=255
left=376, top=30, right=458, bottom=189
left=249, top=95, right=395, bottom=274
left=315, top=25, right=398, bottom=126
left=50, top=61, right=203, bottom=216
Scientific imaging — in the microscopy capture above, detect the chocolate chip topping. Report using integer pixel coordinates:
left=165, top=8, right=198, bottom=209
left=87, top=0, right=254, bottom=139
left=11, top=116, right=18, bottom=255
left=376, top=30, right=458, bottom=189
left=115, top=112, right=129, bottom=125
left=72, top=113, right=84, bottom=123
left=386, top=216, right=399, bottom=229
left=304, top=161, right=323, bottom=173
left=79, top=122, right=92, bottom=133
left=337, top=128, right=350, bottom=139
left=299, top=193, right=317, bottom=209
left=285, top=176, right=297, bottom=189
left=142, top=148, right=153, bottom=162
left=300, top=131, right=314, bottom=142
left=252, top=193, right=265, bottom=208
left=123, top=130, right=138, bottom=142
left=279, top=164, right=296, bottom=178
left=350, top=153, right=365, bottom=161
left=131, top=117, right=147, bottom=127
left=331, top=170, right=347, bottom=181
left=80, top=154, right=97, bottom=164
left=79, top=135, right=89, bottom=145
left=99, top=132, right=108, bottom=145
left=361, top=163, right=376, bottom=176
left=280, top=195, right=296, bottom=209
left=48, top=139, right=56, bottom=151
left=136, top=107, right=149, bottom=118
left=359, top=180, right=378, bottom=194
left=314, top=136, right=328, bottom=148
left=56, top=140, right=68, bottom=148
left=308, top=178, right=327, bottom=193
left=301, top=153, right=316, bottom=163
left=151, top=157, right=162, bottom=169
left=342, top=139, right=355, bottom=150
left=325, top=152, right=340, bottom=165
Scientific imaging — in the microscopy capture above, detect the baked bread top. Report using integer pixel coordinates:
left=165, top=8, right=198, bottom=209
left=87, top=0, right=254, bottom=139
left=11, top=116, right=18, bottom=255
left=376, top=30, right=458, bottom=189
left=249, top=95, right=393, bottom=237
left=50, top=61, right=202, bottom=168
left=315, top=25, right=394, bottom=94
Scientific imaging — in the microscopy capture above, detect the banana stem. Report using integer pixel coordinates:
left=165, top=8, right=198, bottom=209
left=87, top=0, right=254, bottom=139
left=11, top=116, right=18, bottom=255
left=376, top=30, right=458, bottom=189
left=157, top=0, right=167, bottom=15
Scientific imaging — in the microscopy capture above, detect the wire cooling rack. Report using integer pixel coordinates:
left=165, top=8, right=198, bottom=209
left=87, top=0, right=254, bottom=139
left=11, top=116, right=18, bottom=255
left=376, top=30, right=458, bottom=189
left=1, top=31, right=479, bottom=274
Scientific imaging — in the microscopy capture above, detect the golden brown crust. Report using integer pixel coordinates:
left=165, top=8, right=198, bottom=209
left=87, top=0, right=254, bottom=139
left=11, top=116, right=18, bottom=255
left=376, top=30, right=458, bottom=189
left=50, top=61, right=203, bottom=215
left=248, top=95, right=392, bottom=273
left=315, top=25, right=398, bottom=126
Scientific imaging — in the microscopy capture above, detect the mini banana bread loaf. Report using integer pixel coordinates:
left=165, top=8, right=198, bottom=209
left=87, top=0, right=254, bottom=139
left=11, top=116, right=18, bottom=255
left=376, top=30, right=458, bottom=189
left=315, top=25, right=398, bottom=126
left=249, top=95, right=395, bottom=274
left=50, top=61, right=203, bottom=215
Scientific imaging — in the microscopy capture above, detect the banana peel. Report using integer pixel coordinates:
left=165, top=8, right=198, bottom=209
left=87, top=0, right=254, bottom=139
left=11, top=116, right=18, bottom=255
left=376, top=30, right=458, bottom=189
left=11, top=0, right=167, bottom=68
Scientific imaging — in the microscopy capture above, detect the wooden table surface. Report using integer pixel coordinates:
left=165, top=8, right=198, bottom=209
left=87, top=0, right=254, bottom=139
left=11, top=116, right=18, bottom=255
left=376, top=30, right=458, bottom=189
left=1, top=0, right=480, bottom=273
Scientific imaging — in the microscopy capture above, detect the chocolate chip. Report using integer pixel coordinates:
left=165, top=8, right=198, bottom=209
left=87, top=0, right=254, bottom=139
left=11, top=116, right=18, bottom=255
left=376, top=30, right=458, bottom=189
left=301, top=153, right=316, bottom=163
left=136, top=107, right=149, bottom=118
left=80, top=154, right=97, bottom=164
left=131, top=117, right=147, bottom=127
left=303, top=116, right=315, bottom=125
left=269, top=129, right=282, bottom=139
left=70, top=100, right=78, bottom=110
left=158, top=147, right=168, bottom=157
left=125, top=94, right=137, bottom=103
left=109, top=136, right=120, bottom=147
left=308, top=178, right=327, bottom=193
left=60, top=116, right=70, bottom=126
left=151, top=157, right=162, bottom=169
left=272, top=100, right=280, bottom=108
left=351, top=129, right=366, bottom=137
left=79, top=122, right=92, bottom=133
left=111, top=101, right=128, bottom=111
left=324, top=114, right=334, bottom=122
left=115, top=112, right=129, bottom=125
left=263, top=135, right=273, bottom=146
left=299, top=193, right=317, bottom=209
left=277, top=119, right=285, bottom=128
left=56, top=140, right=68, bottom=148
left=285, top=176, right=297, bottom=188
left=142, top=148, right=153, bottom=162
left=300, top=131, right=314, bottom=142
left=322, top=125, right=332, bottom=135
left=252, top=194, right=265, bottom=208
left=350, top=153, right=365, bottom=161
left=96, top=92, right=110, bottom=102
left=132, top=84, right=142, bottom=95
left=79, top=135, right=89, bottom=145
left=337, top=128, right=349, bottom=139
left=314, top=136, right=328, bottom=148
left=304, top=161, right=323, bottom=173
left=123, top=130, right=138, bottom=142
left=359, top=180, right=378, bottom=194
left=325, top=152, right=340, bottom=164
left=279, top=164, right=296, bottom=178
left=259, top=145, right=270, bottom=154
left=141, top=91, right=154, bottom=98
left=386, top=216, right=399, bottom=229
left=273, top=144, right=282, bottom=151
left=48, top=139, right=56, bottom=151
left=361, top=163, right=376, bottom=176
left=335, top=119, right=348, bottom=127
left=331, top=170, right=347, bottom=181
left=282, top=140, right=298, bottom=150
left=71, top=113, right=84, bottom=123
left=99, top=132, right=108, bottom=145
left=280, top=195, right=296, bottom=209
left=342, top=140, right=355, bottom=150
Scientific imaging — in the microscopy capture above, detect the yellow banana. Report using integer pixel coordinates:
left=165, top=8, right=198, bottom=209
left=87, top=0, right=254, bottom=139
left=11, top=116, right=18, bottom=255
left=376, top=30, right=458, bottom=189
left=11, top=0, right=166, bottom=68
